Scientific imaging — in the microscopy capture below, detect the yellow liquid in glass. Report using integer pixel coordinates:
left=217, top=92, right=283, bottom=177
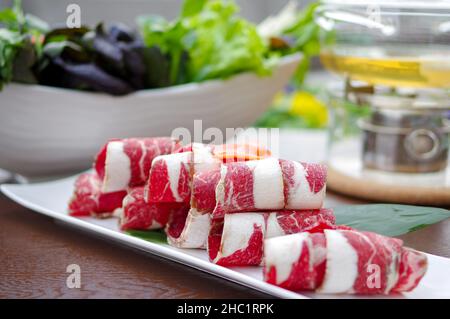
left=321, top=49, right=450, bottom=88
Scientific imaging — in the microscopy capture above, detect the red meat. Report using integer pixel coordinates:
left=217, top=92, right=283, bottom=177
left=120, top=187, right=184, bottom=231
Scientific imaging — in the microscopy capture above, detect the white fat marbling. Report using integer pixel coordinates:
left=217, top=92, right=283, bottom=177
left=215, top=165, right=227, bottom=208
left=147, top=220, right=162, bottom=230
left=251, top=158, right=284, bottom=210
left=168, top=208, right=210, bottom=249
left=192, top=143, right=220, bottom=173
left=122, top=191, right=136, bottom=207
left=385, top=246, right=401, bottom=294
left=285, top=161, right=325, bottom=209
left=265, top=213, right=285, bottom=239
left=102, top=141, right=131, bottom=193
left=395, top=248, right=427, bottom=292
left=219, top=213, right=265, bottom=259
left=318, top=230, right=358, bottom=294
left=157, top=152, right=191, bottom=202
left=264, top=233, right=308, bottom=284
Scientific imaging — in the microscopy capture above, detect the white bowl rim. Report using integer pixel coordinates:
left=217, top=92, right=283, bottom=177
left=7, top=53, right=302, bottom=99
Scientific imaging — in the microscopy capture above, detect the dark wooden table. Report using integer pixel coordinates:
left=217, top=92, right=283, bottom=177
left=1, top=191, right=449, bottom=299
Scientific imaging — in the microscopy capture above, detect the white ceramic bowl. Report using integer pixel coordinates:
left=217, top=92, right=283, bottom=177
left=0, top=54, right=301, bottom=177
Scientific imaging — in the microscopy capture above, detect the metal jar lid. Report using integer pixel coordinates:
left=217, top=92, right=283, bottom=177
left=359, top=109, right=450, bottom=170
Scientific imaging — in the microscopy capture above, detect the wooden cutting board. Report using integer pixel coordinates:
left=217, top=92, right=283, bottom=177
left=328, top=164, right=450, bottom=207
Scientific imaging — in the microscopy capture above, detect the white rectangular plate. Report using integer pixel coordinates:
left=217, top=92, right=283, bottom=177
left=2, top=175, right=450, bottom=299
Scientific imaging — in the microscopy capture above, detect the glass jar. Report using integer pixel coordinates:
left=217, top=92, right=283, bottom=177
left=327, top=84, right=450, bottom=174
left=316, top=0, right=450, bottom=89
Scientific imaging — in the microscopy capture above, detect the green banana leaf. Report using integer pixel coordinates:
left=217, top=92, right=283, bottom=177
left=334, top=204, right=450, bottom=237
left=126, top=229, right=167, bottom=244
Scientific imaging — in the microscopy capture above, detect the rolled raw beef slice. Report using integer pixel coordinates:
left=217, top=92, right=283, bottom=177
left=167, top=209, right=212, bottom=248
left=391, top=247, right=428, bottom=293
left=167, top=168, right=221, bottom=248
left=146, top=143, right=270, bottom=204
left=68, top=173, right=101, bottom=217
left=213, top=158, right=327, bottom=219
left=209, top=213, right=266, bottom=266
left=266, top=209, right=336, bottom=237
left=264, top=230, right=428, bottom=294
left=146, top=152, right=192, bottom=203
left=148, top=144, right=271, bottom=249
left=322, top=229, right=404, bottom=294
left=214, top=158, right=283, bottom=219
left=119, top=187, right=186, bottom=231
left=280, top=160, right=326, bottom=210
left=165, top=204, right=192, bottom=240
left=191, top=168, right=221, bottom=213
left=69, top=172, right=126, bottom=218
left=96, top=137, right=181, bottom=193
left=208, top=209, right=335, bottom=266
left=145, top=144, right=219, bottom=204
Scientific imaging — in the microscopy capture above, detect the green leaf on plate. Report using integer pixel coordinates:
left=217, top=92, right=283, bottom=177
left=126, top=229, right=167, bottom=244
left=334, top=204, right=450, bottom=237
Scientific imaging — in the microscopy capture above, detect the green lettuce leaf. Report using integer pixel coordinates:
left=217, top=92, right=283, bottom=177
left=0, top=0, right=48, bottom=33
left=181, top=0, right=208, bottom=18
left=0, top=0, right=48, bottom=89
left=181, top=0, right=271, bottom=82
left=138, top=0, right=272, bottom=84
left=0, top=28, right=23, bottom=89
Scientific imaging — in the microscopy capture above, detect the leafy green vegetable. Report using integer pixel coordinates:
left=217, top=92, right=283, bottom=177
left=0, top=0, right=48, bottom=88
left=334, top=204, right=450, bottom=237
left=138, top=0, right=272, bottom=85
left=0, top=28, right=23, bottom=89
left=181, top=0, right=208, bottom=18
left=0, top=0, right=48, bottom=33
left=126, top=229, right=168, bottom=244
left=260, top=1, right=330, bottom=87
left=1, top=0, right=324, bottom=95
left=182, top=1, right=272, bottom=82
left=137, top=15, right=187, bottom=84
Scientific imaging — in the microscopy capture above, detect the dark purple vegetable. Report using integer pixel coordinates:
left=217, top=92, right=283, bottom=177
left=108, top=23, right=135, bottom=43
left=52, top=57, right=133, bottom=95
left=35, top=23, right=172, bottom=95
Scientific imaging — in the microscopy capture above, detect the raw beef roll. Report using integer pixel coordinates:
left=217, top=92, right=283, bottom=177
left=280, top=160, right=327, bottom=209
left=391, top=247, right=428, bottom=293
left=146, top=143, right=271, bottom=204
left=213, top=158, right=327, bottom=219
left=208, top=209, right=336, bottom=266
left=264, top=230, right=428, bottom=294
left=147, top=143, right=271, bottom=248
left=167, top=168, right=221, bottom=248
left=68, top=172, right=126, bottom=218
left=95, top=137, right=181, bottom=193
left=119, top=187, right=188, bottom=231
left=147, top=143, right=220, bottom=246
left=146, top=151, right=193, bottom=203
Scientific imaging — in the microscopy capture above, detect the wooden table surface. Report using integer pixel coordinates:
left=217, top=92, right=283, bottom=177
left=1, top=130, right=449, bottom=298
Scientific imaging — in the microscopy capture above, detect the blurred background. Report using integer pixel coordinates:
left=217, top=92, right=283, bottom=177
left=1, top=0, right=313, bottom=25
